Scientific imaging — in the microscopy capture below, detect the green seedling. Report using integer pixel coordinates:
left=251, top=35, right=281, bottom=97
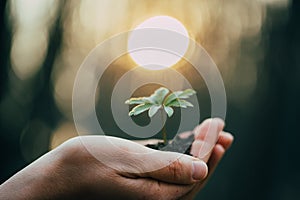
left=125, top=87, right=196, bottom=145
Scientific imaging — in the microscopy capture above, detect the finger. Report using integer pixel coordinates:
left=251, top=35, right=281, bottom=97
left=207, top=144, right=225, bottom=174
left=194, top=133, right=234, bottom=183
left=193, top=118, right=225, bottom=140
left=190, top=140, right=205, bottom=158
left=178, top=131, right=194, bottom=139
left=180, top=145, right=227, bottom=200
left=207, top=132, right=234, bottom=174
left=125, top=177, right=194, bottom=200
left=183, top=134, right=234, bottom=198
left=191, top=131, right=233, bottom=160
left=217, top=131, right=234, bottom=150
left=192, top=118, right=225, bottom=161
left=190, top=131, right=231, bottom=158
left=122, top=151, right=208, bottom=185
left=132, top=139, right=163, bottom=146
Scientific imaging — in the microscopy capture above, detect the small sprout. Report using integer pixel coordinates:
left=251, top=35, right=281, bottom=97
left=125, top=87, right=196, bottom=144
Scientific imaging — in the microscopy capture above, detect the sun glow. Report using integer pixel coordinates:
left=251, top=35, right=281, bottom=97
left=127, top=16, right=189, bottom=70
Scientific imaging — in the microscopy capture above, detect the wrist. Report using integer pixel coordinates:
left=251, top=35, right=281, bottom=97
left=0, top=147, right=69, bottom=199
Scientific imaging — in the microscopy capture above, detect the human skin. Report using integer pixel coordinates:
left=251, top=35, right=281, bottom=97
left=0, top=118, right=233, bottom=200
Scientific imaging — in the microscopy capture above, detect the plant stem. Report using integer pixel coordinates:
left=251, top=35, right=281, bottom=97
left=161, top=108, right=167, bottom=145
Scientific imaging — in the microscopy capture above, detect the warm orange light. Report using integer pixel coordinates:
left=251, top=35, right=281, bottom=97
left=128, top=16, right=189, bottom=70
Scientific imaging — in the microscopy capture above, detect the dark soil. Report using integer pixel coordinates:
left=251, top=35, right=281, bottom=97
left=145, top=133, right=195, bottom=155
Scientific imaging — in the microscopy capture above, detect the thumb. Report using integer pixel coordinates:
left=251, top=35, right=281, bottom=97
left=124, top=151, right=208, bottom=185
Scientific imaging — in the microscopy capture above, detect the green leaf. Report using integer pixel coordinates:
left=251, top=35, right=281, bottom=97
left=166, top=99, right=182, bottom=107
left=148, top=105, right=162, bottom=117
left=149, top=87, right=169, bottom=104
left=163, top=92, right=177, bottom=106
left=163, top=89, right=196, bottom=106
left=167, top=99, right=194, bottom=108
left=164, top=106, right=174, bottom=117
left=126, top=87, right=195, bottom=118
left=142, top=97, right=156, bottom=104
left=172, top=89, right=196, bottom=99
left=129, top=103, right=153, bottom=116
left=125, top=97, right=148, bottom=105
left=178, top=89, right=196, bottom=98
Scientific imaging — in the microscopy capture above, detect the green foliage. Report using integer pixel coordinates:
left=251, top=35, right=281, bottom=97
left=125, top=87, right=196, bottom=118
left=128, top=103, right=153, bottom=116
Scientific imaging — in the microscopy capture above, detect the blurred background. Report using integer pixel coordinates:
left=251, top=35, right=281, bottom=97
left=0, top=0, right=299, bottom=199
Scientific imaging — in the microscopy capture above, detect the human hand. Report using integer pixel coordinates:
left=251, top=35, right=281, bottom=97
left=0, top=118, right=233, bottom=200
left=0, top=136, right=208, bottom=199
left=181, top=118, right=234, bottom=199
left=132, top=118, right=233, bottom=199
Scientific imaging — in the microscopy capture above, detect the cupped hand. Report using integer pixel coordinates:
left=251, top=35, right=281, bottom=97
left=0, top=118, right=233, bottom=200
left=136, top=118, right=234, bottom=199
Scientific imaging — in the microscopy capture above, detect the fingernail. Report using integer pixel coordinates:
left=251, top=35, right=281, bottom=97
left=192, top=160, right=208, bottom=180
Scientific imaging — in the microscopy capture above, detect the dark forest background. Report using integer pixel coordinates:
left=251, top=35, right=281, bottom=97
left=1, top=1, right=300, bottom=200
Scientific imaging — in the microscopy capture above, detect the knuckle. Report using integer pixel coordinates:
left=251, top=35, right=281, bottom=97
left=167, top=159, right=183, bottom=181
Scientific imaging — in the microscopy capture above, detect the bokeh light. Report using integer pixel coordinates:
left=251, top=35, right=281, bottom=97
left=2, top=3, right=298, bottom=200
left=4, top=0, right=291, bottom=154
left=9, top=0, right=58, bottom=79
left=128, top=16, right=189, bottom=70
